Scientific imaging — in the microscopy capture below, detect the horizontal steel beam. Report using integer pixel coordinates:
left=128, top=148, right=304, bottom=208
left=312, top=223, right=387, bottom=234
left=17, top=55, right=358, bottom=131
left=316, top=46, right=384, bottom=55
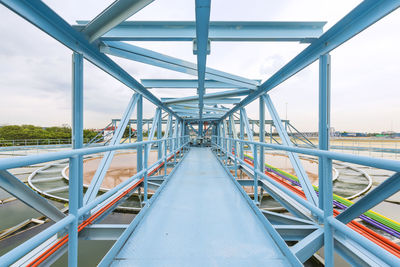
left=0, top=0, right=179, bottom=119
left=75, top=21, right=326, bottom=42
left=141, top=79, right=251, bottom=89
left=81, top=0, right=154, bottom=42
left=171, top=104, right=229, bottom=112
left=163, top=89, right=251, bottom=105
left=222, top=0, right=400, bottom=120
left=80, top=224, right=128, bottom=240
left=100, top=41, right=258, bottom=89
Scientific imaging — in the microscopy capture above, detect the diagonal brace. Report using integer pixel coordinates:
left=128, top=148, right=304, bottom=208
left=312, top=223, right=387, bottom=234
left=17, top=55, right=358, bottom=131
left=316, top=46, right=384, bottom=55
left=263, top=94, right=318, bottom=206
left=336, top=172, right=400, bottom=224
left=0, top=170, right=65, bottom=221
left=84, top=93, right=140, bottom=204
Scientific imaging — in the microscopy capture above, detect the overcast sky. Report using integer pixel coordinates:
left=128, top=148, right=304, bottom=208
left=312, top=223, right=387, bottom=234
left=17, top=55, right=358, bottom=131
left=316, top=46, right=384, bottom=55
left=0, top=0, right=399, bottom=132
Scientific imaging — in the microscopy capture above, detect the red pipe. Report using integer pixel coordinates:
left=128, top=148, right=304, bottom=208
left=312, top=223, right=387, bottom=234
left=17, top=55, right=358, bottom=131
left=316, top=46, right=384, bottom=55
left=242, top=158, right=400, bottom=258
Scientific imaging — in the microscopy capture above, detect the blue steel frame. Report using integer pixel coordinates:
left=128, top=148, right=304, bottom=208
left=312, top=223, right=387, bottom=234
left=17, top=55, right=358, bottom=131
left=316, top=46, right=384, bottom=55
left=1, top=0, right=400, bottom=266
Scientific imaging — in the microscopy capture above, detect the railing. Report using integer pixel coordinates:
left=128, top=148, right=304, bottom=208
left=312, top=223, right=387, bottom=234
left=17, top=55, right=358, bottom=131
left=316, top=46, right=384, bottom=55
left=211, top=135, right=400, bottom=266
left=0, top=136, right=190, bottom=266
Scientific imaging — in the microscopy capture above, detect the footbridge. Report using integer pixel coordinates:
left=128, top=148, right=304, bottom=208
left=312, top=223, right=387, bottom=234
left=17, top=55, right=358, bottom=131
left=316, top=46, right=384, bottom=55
left=1, top=0, right=400, bottom=266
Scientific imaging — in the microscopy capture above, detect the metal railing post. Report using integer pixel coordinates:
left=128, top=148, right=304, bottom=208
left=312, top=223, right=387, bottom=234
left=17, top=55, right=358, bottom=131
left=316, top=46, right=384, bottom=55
left=253, top=143, right=258, bottom=204
left=164, top=139, right=168, bottom=177
left=68, top=156, right=79, bottom=267
left=234, top=140, right=238, bottom=178
left=143, top=143, right=148, bottom=203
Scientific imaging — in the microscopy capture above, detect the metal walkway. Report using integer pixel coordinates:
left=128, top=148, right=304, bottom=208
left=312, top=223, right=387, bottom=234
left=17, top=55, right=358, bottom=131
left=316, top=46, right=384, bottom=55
left=109, top=147, right=292, bottom=266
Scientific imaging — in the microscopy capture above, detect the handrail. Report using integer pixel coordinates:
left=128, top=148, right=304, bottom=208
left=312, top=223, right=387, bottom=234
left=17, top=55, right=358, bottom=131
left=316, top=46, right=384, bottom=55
left=211, top=136, right=400, bottom=265
left=212, top=136, right=400, bottom=173
left=0, top=136, right=190, bottom=266
left=0, top=136, right=189, bottom=170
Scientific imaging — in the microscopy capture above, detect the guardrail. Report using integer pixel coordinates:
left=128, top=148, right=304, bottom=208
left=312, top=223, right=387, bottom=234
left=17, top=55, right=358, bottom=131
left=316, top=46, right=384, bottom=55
left=0, top=138, right=93, bottom=147
left=212, top=135, right=400, bottom=266
left=0, top=136, right=190, bottom=266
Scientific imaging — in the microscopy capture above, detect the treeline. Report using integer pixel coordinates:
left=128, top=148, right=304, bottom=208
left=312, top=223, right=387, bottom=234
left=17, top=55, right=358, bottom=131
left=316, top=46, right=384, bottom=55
left=0, top=125, right=98, bottom=140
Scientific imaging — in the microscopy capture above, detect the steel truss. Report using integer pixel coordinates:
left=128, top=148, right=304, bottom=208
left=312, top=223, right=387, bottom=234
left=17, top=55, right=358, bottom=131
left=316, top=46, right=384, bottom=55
left=0, top=0, right=400, bottom=266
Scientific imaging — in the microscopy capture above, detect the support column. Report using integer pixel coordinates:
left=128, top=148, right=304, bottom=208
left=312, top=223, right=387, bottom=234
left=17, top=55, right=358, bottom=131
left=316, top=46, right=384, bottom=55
left=319, top=53, right=333, bottom=266
left=137, top=95, right=143, bottom=172
left=319, top=53, right=331, bottom=209
left=239, top=110, right=245, bottom=160
left=68, top=156, right=79, bottom=267
left=259, top=97, right=265, bottom=174
left=72, top=52, right=84, bottom=208
left=157, top=109, right=162, bottom=160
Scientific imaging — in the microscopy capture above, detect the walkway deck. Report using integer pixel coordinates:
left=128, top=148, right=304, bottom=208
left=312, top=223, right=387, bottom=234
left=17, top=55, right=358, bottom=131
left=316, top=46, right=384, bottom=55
left=109, top=147, right=293, bottom=266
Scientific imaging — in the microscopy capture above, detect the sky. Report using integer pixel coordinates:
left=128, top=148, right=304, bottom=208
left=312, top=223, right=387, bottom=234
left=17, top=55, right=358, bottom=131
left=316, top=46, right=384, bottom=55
left=0, top=0, right=399, bottom=132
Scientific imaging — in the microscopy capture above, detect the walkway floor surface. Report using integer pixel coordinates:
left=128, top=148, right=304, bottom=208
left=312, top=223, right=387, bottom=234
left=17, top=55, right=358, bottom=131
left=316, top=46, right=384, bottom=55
left=110, top=147, right=292, bottom=266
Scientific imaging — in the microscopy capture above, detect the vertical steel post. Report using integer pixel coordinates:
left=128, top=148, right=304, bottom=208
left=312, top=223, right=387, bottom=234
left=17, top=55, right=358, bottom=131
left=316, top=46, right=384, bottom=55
left=129, top=121, right=132, bottom=143
left=137, top=95, right=143, bottom=172
left=68, top=156, right=79, bottom=267
left=143, top=143, right=148, bottom=203
left=164, top=139, right=168, bottom=177
left=234, top=140, right=238, bottom=178
left=259, top=97, right=265, bottom=174
left=319, top=54, right=331, bottom=209
left=253, top=144, right=258, bottom=204
left=240, top=110, right=245, bottom=160
left=157, top=112, right=162, bottom=174
left=72, top=52, right=83, bottom=209
left=319, top=54, right=333, bottom=266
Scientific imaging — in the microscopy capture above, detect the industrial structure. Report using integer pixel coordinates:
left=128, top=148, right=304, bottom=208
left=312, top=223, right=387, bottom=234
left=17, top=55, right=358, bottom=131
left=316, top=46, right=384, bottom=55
left=1, top=0, right=400, bottom=266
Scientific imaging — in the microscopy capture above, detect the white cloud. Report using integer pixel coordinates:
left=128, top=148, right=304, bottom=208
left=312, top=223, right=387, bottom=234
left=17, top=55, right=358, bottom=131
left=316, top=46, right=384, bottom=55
left=0, top=0, right=399, bottom=132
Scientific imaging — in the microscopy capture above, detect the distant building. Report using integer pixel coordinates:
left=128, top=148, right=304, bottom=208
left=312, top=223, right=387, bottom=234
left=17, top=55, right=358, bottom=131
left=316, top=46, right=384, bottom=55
left=340, top=132, right=367, bottom=137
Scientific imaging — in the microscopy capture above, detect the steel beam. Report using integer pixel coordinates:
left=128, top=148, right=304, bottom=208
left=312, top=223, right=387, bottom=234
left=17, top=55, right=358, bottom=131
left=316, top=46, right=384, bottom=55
left=222, top=0, right=400, bottom=119
left=80, top=224, right=128, bottom=240
left=318, top=54, right=331, bottom=210
left=100, top=41, right=258, bottom=89
left=72, top=52, right=84, bottom=209
left=274, top=225, right=320, bottom=242
left=81, top=0, right=154, bottom=42
left=162, top=89, right=251, bottom=105
left=259, top=97, right=265, bottom=175
left=336, top=172, right=400, bottom=224
left=74, top=21, right=325, bottom=42
left=141, top=79, right=250, bottom=89
left=137, top=95, right=143, bottom=172
left=291, top=228, right=324, bottom=263
left=84, top=93, right=140, bottom=204
left=0, top=170, right=65, bottom=221
left=157, top=109, right=162, bottom=160
left=0, top=0, right=178, bottom=118
left=146, top=108, right=161, bottom=157
left=261, top=210, right=315, bottom=226
left=263, top=94, right=318, bottom=206
left=194, top=0, right=211, bottom=125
